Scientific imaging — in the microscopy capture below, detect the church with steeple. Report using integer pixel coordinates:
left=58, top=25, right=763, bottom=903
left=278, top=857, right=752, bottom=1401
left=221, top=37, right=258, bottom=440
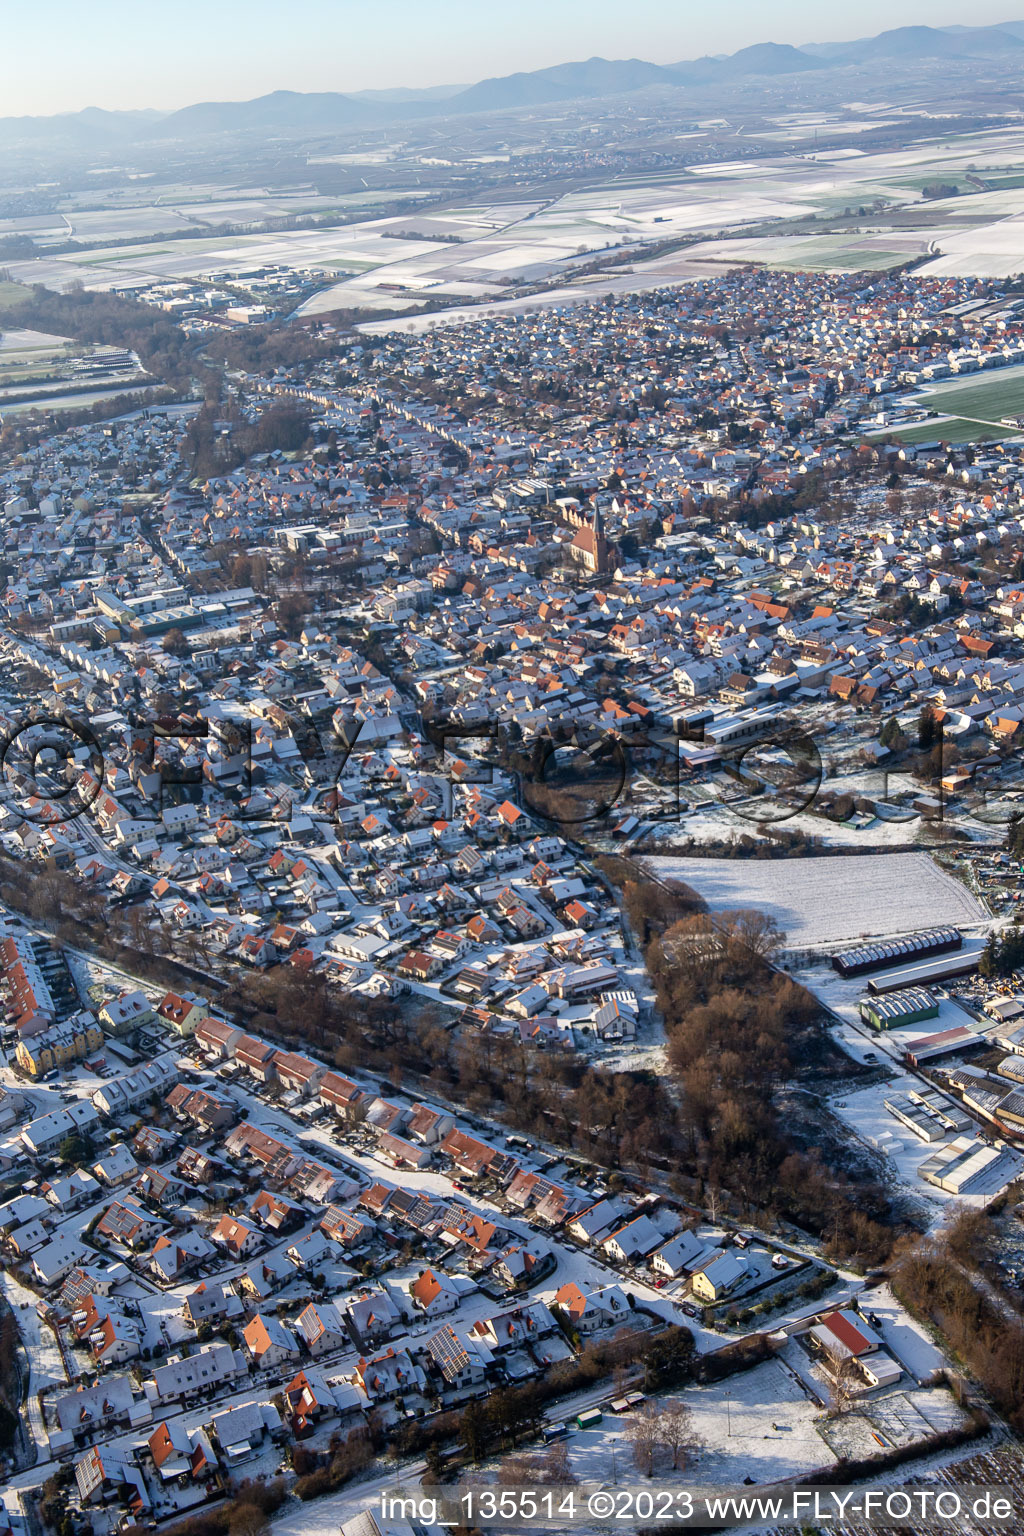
left=568, top=502, right=610, bottom=576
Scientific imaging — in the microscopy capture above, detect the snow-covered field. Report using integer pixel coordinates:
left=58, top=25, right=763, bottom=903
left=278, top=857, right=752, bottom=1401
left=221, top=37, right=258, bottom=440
left=644, top=851, right=989, bottom=949
left=547, top=1361, right=834, bottom=1486
left=672, top=1359, right=833, bottom=1483
left=0, top=328, right=70, bottom=356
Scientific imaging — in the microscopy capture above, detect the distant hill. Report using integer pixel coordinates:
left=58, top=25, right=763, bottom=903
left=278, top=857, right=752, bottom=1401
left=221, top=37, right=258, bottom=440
left=0, top=106, right=161, bottom=150
left=7, top=21, right=1024, bottom=153
left=939, top=18, right=1024, bottom=42
left=149, top=90, right=378, bottom=139
left=952, top=24, right=1024, bottom=54
left=675, top=42, right=823, bottom=80
left=449, top=57, right=678, bottom=112
left=803, top=23, right=1024, bottom=65
left=719, top=41, right=824, bottom=75
left=974, top=19, right=1024, bottom=40
left=348, top=84, right=467, bottom=103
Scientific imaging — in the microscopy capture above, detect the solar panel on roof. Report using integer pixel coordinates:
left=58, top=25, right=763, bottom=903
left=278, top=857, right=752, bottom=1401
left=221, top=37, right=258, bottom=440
left=833, top=927, right=962, bottom=977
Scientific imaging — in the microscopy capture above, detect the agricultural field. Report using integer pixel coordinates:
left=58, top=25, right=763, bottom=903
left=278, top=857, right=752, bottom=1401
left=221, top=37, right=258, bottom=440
left=0, top=326, right=75, bottom=389
left=0, top=327, right=71, bottom=356
left=355, top=251, right=739, bottom=334
left=0, top=383, right=163, bottom=416
left=867, top=364, right=1024, bottom=445
left=0, top=281, right=31, bottom=308
left=644, top=851, right=990, bottom=948
left=870, top=416, right=1023, bottom=445
left=8, top=117, right=1024, bottom=319
left=1, top=187, right=368, bottom=248
left=0, top=324, right=156, bottom=413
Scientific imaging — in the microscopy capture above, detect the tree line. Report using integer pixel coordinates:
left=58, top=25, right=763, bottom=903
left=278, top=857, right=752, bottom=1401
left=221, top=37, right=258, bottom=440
left=0, top=284, right=197, bottom=390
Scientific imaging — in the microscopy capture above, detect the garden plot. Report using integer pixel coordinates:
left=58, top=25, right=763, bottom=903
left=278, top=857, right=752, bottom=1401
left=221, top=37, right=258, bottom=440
left=1, top=1271, right=67, bottom=1390
left=644, top=851, right=988, bottom=949
left=818, top=1399, right=906, bottom=1461
left=820, top=1384, right=968, bottom=1462
left=865, top=1284, right=950, bottom=1383
left=136, top=1291, right=196, bottom=1350
left=677, top=1360, right=833, bottom=1483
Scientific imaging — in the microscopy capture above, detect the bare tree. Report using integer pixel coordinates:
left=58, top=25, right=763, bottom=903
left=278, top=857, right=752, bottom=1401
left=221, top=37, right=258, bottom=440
left=626, top=1403, right=662, bottom=1477
left=541, top=1442, right=578, bottom=1486
left=658, top=1399, right=701, bottom=1471
left=827, top=1355, right=861, bottom=1418
left=227, top=1506, right=270, bottom=1536
left=498, top=1453, right=536, bottom=1486
left=499, top=1445, right=577, bottom=1487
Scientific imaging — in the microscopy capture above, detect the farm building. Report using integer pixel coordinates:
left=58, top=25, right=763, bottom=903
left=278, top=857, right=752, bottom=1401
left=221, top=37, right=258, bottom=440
left=919, top=1136, right=1023, bottom=1196
left=809, top=1308, right=881, bottom=1363
left=985, top=996, right=1024, bottom=1024
left=884, top=1090, right=971, bottom=1143
left=904, top=1025, right=983, bottom=1065
left=860, top=1354, right=903, bottom=1391
left=860, top=988, right=938, bottom=1031
left=833, top=927, right=962, bottom=979
left=997, top=1091, right=1024, bottom=1133
left=866, top=944, right=983, bottom=994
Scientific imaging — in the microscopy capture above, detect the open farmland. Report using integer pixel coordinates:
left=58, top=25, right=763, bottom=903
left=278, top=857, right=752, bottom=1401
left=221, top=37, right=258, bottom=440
left=870, top=416, right=1023, bottom=445
left=0, top=282, right=31, bottom=308
left=644, top=851, right=989, bottom=948
left=869, top=364, right=1024, bottom=443
left=0, top=327, right=72, bottom=358
left=912, top=363, right=1024, bottom=424
left=13, top=119, right=1024, bottom=320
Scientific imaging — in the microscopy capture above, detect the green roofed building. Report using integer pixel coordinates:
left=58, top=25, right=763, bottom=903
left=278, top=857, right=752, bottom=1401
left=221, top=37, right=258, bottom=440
left=859, top=987, right=939, bottom=1031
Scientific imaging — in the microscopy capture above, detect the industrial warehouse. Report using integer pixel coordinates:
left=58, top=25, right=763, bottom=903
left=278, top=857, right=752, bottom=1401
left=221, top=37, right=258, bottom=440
left=860, top=988, right=939, bottom=1031
left=832, top=928, right=964, bottom=979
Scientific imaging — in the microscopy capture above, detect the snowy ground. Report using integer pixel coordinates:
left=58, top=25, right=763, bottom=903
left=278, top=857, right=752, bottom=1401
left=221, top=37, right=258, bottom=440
left=573, top=1360, right=837, bottom=1485
left=816, top=1071, right=1024, bottom=1214
left=645, top=851, right=989, bottom=949
left=865, top=1284, right=949, bottom=1384
left=672, top=1359, right=834, bottom=1483
left=0, top=1271, right=67, bottom=1392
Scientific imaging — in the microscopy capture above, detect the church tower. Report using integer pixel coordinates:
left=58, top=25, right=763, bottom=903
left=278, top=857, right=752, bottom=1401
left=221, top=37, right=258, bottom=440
left=569, top=502, right=610, bottom=576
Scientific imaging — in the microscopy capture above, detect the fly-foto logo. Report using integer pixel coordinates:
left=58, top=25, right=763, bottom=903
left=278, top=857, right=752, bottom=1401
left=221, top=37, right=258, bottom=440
left=0, top=701, right=960, bottom=843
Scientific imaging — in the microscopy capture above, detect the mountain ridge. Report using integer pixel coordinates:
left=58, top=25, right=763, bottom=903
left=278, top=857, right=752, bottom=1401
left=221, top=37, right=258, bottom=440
left=5, top=21, right=1024, bottom=148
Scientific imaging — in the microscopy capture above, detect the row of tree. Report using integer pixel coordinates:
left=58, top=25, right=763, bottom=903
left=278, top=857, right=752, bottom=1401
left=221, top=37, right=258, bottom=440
left=5, top=835, right=904, bottom=1270
left=628, top=872, right=902, bottom=1267
left=893, top=1214, right=1024, bottom=1432
left=0, top=284, right=197, bottom=390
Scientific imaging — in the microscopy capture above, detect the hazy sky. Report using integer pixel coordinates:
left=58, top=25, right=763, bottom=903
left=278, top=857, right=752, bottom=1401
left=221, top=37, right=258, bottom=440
left=6, top=0, right=1020, bottom=116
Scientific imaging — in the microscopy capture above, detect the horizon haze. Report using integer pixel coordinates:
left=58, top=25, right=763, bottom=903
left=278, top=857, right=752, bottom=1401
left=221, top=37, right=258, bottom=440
left=7, top=0, right=1024, bottom=116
